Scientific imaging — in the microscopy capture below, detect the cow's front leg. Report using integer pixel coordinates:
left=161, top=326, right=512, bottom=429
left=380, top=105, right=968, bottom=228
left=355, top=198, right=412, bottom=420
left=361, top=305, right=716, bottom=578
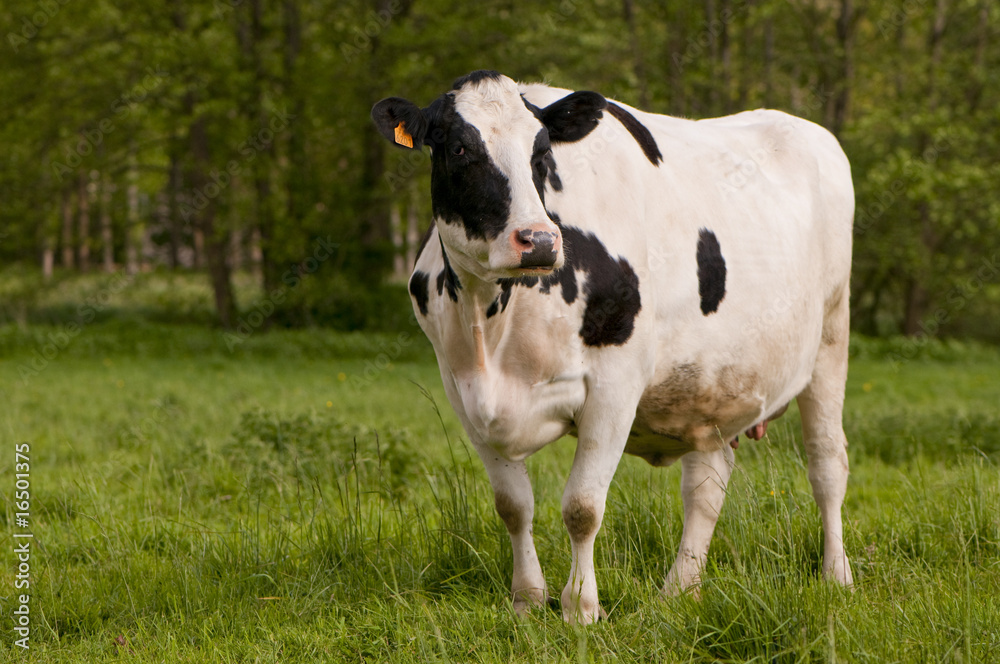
left=662, top=445, right=734, bottom=597
left=475, top=448, right=548, bottom=615
left=560, top=413, right=632, bottom=625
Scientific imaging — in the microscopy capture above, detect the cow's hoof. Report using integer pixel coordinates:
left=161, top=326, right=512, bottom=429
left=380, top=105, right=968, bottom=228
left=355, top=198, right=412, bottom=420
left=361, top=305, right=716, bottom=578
left=511, top=588, right=550, bottom=617
left=561, top=601, right=606, bottom=625
left=661, top=578, right=702, bottom=601
left=823, top=558, right=854, bottom=590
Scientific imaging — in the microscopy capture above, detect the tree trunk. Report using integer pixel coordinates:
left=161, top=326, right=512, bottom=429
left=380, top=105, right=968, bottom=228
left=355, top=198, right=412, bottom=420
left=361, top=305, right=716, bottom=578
left=703, top=0, right=719, bottom=113
left=390, top=201, right=405, bottom=279
left=622, top=0, right=649, bottom=108
left=77, top=174, right=91, bottom=272
left=893, top=14, right=906, bottom=99
left=719, top=0, right=732, bottom=113
left=60, top=187, right=74, bottom=269
left=965, top=0, right=987, bottom=112
left=281, top=0, right=308, bottom=291
left=242, top=0, right=280, bottom=294
left=125, top=151, right=141, bottom=275
left=190, top=115, right=238, bottom=328
left=249, top=225, right=263, bottom=283
left=902, top=279, right=929, bottom=336
left=42, top=236, right=54, bottom=281
left=831, top=0, right=854, bottom=137
left=763, top=16, right=774, bottom=107
left=667, top=1, right=688, bottom=115
left=229, top=227, right=245, bottom=272
left=405, top=185, right=420, bottom=272
left=99, top=172, right=115, bottom=272
left=192, top=227, right=204, bottom=269
left=358, top=0, right=416, bottom=273
left=900, top=0, right=948, bottom=336
left=737, top=0, right=754, bottom=109
left=167, top=140, right=183, bottom=269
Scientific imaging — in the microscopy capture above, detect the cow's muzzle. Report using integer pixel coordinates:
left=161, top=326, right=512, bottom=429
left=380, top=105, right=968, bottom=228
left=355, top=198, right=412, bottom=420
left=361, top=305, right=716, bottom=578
left=512, top=227, right=562, bottom=270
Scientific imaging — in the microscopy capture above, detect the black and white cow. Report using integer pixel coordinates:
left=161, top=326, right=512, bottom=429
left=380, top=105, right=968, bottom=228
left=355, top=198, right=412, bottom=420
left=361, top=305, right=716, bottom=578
left=372, top=70, right=855, bottom=624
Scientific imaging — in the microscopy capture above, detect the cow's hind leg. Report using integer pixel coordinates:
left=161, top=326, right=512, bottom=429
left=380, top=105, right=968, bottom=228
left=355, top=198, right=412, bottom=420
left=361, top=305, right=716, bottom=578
left=662, top=445, right=734, bottom=597
left=476, top=450, right=549, bottom=615
left=797, top=291, right=854, bottom=586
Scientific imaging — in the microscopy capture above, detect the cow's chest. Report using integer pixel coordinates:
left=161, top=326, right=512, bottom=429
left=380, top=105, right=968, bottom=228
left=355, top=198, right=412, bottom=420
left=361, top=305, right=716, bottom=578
left=433, top=313, right=587, bottom=461
left=447, top=364, right=585, bottom=460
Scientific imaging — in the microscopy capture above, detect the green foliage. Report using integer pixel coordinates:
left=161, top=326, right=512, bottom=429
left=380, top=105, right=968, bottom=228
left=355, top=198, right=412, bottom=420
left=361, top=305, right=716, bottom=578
left=1, top=0, right=997, bottom=337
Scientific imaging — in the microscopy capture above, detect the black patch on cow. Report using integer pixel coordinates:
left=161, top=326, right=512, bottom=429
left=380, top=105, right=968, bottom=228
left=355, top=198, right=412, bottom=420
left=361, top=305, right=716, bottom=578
left=530, top=129, right=562, bottom=203
left=538, top=256, right=578, bottom=305
left=521, top=96, right=542, bottom=119
left=486, top=297, right=500, bottom=318
left=489, top=276, right=539, bottom=317
left=565, top=226, right=642, bottom=346
left=428, top=94, right=512, bottom=241
left=696, top=229, right=726, bottom=315
left=488, top=214, right=640, bottom=347
left=540, top=91, right=608, bottom=144
left=436, top=238, right=461, bottom=302
left=452, top=70, right=502, bottom=90
left=409, top=270, right=430, bottom=315
left=605, top=103, right=662, bottom=166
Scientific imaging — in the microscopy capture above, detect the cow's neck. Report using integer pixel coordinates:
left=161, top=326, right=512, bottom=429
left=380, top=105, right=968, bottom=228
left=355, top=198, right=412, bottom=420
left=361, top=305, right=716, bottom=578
left=442, top=248, right=514, bottom=374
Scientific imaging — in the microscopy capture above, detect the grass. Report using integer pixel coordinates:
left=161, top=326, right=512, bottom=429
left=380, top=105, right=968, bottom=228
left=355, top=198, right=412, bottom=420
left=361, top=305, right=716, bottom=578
left=1, top=313, right=1000, bottom=661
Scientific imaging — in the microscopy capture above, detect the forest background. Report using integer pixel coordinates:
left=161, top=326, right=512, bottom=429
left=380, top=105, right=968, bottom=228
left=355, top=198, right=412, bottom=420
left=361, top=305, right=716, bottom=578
left=0, top=0, right=997, bottom=341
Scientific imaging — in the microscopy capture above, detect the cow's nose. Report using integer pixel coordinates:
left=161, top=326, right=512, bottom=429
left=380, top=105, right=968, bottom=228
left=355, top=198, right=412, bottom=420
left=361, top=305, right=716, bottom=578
left=511, top=227, right=561, bottom=268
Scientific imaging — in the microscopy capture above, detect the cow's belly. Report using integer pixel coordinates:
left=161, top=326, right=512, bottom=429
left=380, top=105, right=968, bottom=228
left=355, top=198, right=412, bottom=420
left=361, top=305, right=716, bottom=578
left=626, top=392, right=762, bottom=467
left=444, top=366, right=586, bottom=461
left=627, top=355, right=812, bottom=466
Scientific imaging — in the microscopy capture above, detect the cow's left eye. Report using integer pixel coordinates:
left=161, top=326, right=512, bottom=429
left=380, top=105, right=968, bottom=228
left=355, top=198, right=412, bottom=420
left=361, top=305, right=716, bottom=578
left=451, top=145, right=465, bottom=156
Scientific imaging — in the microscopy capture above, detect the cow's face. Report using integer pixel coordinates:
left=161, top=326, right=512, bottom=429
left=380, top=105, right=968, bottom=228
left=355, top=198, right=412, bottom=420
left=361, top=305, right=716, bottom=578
left=372, top=71, right=606, bottom=280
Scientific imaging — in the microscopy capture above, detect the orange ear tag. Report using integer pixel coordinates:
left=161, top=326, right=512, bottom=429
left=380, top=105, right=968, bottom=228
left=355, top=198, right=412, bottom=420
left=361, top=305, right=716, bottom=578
left=394, top=122, right=414, bottom=148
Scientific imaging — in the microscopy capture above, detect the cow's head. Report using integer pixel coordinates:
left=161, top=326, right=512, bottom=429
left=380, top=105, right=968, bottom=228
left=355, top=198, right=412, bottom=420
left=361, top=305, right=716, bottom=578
left=372, top=70, right=606, bottom=280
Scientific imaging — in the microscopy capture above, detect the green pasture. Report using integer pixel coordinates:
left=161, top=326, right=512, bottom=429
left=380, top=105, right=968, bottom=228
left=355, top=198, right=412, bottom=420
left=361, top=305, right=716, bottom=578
left=1, top=315, right=999, bottom=662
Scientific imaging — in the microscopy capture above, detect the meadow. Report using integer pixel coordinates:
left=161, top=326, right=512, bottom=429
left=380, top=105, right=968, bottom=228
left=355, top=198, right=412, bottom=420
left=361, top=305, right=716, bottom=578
left=2, top=274, right=1000, bottom=662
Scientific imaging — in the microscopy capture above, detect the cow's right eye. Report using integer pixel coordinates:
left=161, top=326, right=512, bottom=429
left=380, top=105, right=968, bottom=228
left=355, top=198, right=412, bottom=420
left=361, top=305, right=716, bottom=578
left=451, top=145, right=465, bottom=156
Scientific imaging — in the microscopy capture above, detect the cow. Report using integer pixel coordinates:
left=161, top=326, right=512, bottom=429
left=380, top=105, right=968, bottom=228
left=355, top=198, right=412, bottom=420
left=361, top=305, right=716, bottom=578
left=371, top=70, right=855, bottom=625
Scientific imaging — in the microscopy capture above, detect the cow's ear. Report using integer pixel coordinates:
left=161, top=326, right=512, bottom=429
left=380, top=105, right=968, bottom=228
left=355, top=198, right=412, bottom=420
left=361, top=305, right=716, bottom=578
left=540, top=91, right=607, bottom=143
left=371, top=97, right=429, bottom=150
